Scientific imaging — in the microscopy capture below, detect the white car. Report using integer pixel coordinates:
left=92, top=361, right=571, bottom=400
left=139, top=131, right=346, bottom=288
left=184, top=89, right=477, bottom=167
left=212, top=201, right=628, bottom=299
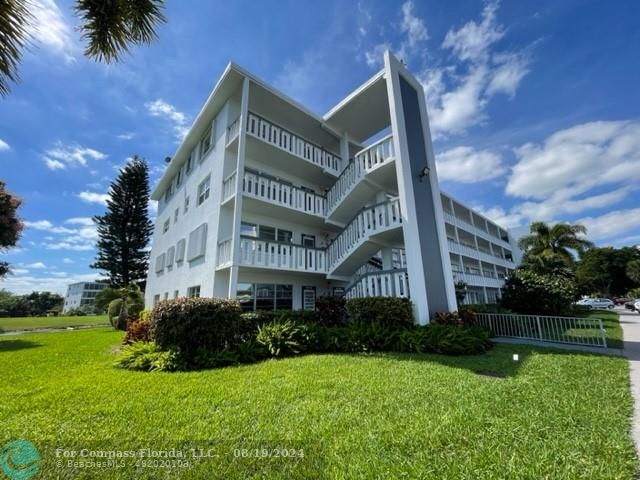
left=577, top=298, right=615, bottom=310
left=635, top=300, right=640, bottom=313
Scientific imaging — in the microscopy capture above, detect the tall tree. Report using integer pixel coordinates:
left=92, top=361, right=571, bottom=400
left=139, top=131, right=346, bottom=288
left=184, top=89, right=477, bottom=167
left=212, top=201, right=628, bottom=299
left=519, top=221, right=593, bottom=268
left=576, top=247, right=640, bottom=296
left=91, top=156, right=153, bottom=287
left=0, top=0, right=165, bottom=95
left=627, top=259, right=640, bottom=284
left=0, top=180, right=24, bottom=277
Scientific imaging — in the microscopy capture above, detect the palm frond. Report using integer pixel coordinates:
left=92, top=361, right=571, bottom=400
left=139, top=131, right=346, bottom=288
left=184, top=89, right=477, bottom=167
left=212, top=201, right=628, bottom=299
left=125, top=0, right=165, bottom=44
left=0, top=0, right=33, bottom=96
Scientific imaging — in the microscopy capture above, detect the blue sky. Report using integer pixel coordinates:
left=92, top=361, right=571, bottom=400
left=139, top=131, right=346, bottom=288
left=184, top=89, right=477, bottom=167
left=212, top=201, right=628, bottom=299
left=1, top=0, right=639, bottom=294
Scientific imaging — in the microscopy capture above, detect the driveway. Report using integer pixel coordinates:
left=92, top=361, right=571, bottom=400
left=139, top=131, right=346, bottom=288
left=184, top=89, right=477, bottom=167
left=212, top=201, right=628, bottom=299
left=620, top=306, right=640, bottom=452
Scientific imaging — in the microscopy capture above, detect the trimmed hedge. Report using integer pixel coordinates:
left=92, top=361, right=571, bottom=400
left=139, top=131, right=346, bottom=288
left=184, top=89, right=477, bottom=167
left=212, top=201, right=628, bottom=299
left=315, top=296, right=347, bottom=326
left=150, top=297, right=245, bottom=359
left=501, top=270, right=576, bottom=315
left=346, top=297, right=413, bottom=328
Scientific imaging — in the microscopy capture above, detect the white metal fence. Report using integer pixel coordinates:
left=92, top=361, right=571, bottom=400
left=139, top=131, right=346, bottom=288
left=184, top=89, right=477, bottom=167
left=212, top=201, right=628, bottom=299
left=476, top=313, right=608, bottom=348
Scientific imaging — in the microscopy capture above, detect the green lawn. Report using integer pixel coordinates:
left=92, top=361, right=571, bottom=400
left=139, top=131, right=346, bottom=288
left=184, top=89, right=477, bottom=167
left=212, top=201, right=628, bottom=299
left=583, top=310, right=623, bottom=349
left=0, top=314, right=108, bottom=332
left=0, top=328, right=636, bottom=479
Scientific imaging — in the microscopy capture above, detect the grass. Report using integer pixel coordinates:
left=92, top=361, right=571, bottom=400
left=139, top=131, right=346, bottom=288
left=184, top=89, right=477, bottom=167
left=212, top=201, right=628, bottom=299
left=0, top=314, right=108, bottom=332
left=0, top=328, right=636, bottom=479
left=584, top=310, right=624, bottom=349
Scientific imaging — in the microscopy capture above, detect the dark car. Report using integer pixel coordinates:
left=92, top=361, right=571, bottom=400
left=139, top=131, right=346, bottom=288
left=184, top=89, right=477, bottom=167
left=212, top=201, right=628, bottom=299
left=626, top=300, right=639, bottom=311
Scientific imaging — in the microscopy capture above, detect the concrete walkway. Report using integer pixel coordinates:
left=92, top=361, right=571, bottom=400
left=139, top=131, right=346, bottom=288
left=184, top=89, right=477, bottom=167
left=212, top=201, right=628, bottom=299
left=619, top=306, right=640, bottom=453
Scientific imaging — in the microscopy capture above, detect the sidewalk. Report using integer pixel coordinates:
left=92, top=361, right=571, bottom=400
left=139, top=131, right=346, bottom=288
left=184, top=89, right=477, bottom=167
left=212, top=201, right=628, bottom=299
left=619, top=307, right=640, bottom=452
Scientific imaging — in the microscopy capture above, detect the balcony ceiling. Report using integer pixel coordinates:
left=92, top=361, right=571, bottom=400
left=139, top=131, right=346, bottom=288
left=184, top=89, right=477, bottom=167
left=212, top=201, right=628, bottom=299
left=323, top=71, right=391, bottom=144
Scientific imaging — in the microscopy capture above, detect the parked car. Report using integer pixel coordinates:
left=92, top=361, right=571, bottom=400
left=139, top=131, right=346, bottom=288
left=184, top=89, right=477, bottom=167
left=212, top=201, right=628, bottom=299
left=576, top=298, right=615, bottom=310
left=635, top=300, right=640, bottom=313
left=626, top=300, right=639, bottom=311
left=615, top=297, right=632, bottom=306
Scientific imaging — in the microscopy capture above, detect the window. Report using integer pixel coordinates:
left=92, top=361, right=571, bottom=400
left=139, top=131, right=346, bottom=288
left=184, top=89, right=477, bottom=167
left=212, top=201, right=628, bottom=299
left=174, top=208, right=179, bottom=223
left=173, top=290, right=179, bottom=299
left=184, top=196, right=190, bottom=214
left=197, top=175, right=211, bottom=205
left=163, top=292, right=169, bottom=301
left=163, top=219, right=170, bottom=233
left=187, top=285, right=201, bottom=298
left=175, top=238, right=186, bottom=263
left=153, top=294, right=160, bottom=306
left=186, top=150, right=194, bottom=173
left=199, top=125, right=213, bottom=159
left=165, top=180, right=174, bottom=202
left=236, top=283, right=293, bottom=311
left=301, top=234, right=316, bottom=248
left=277, top=229, right=293, bottom=243
left=187, top=223, right=208, bottom=261
left=258, top=225, right=276, bottom=241
left=155, top=253, right=166, bottom=273
left=176, top=167, right=183, bottom=187
left=241, top=222, right=258, bottom=237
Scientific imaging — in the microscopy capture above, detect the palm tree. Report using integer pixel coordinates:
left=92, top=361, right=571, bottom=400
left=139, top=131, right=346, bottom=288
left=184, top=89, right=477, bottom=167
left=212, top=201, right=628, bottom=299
left=518, top=221, right=593, bottom=268
left=0, top=0, right=165, bottom=95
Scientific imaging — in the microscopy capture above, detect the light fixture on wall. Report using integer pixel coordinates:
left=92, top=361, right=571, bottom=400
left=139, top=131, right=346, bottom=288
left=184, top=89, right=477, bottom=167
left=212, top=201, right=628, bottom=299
left=418, top=166, right=430, bottom=182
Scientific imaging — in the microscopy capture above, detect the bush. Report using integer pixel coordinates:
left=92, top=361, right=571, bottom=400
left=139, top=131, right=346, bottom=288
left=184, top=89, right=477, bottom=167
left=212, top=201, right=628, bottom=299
left=123, top=317, right=152, bottom=345
left=240, top=310, right=317, bottom=326
left=500, top=270, right=576, bottom=316
left=150, top=297, right=243, bottom=360
left=346, top=297, right=414, bottom=328
left=65, top=308, right=86, bottom=317
left=114, top=342, right=180, bottom=372
left=256, top=320, right=311, bottom=357
left=398, top=325, right=491, bottom=355
left=432, top=310, right=479, bottom=328
left=460, top=304, right=512, bottom=314
left=315, top=296, right=347, bottom=326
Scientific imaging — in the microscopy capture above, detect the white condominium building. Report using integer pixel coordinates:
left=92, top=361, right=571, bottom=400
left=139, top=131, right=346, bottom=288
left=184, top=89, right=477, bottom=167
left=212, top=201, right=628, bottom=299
left=63, top=281, right=109, bottom=313
left=145, top=52, right=518, bottom=324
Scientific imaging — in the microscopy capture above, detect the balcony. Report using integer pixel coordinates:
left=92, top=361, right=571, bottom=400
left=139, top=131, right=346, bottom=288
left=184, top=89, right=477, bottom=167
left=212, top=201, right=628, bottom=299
left=226, top=116, right=240, bottom=148
left=443, top=211, right=511, bottom=249
left=345, top=269, right=410, bottom=300
left=221, top=171, right=237, bottom=204
left=245, top=112, right=341, bottom=181
left=452, top=271, right=504, bottom=289
left=327, top=198, right=403, bottom=278
left=237, top=236, right=327, bottom=274
left=326, top=134, right=397, bottom=225
left=241, top=170, right=327, bottom=226
left=447, top=239, right=514, bottom=268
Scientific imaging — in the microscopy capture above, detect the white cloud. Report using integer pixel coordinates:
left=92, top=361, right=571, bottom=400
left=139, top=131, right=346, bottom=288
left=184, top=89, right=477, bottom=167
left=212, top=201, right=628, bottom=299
left=1, top=272, right=104, bottom=295
left=10, top=268, right=30, bottom=275
left=65, top=217, right=94, bottom=227
left=43, top=143, right=107, bottom=170
left=145, top=99, right=190, bottom=141
left=578, top=208, right=640, bottom=242
left=442, top=1, right=504, bottom=63
left=472, top=205, right=526, bottom=229
left=364, top=43, right=391, bottom=69
left=28, top=0, right=75, bottom=63
left=62, top=257, right=74, bottom=264
left=436, top=146, right=506, bottom=183
left=0, top=139, right=10, bottom=151
left=507, top=120, right=640, bottom=199
left=24, top=262, right=47, bottom=269
left=486, top=51, right=531, bottom=97
left=77, top=191, right=110, bottom=205
left=43, top=241, right=94, bottom=251
left=117, top=132, right=135, bottom=140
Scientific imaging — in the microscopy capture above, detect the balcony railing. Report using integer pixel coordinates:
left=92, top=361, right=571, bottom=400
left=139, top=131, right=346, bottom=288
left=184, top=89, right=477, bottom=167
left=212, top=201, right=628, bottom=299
left=238, top=236, right=327, bottom=273
left=452, top=271, right=504, bottom=289
left=242, top=169, right=326, bottom=217
left=222, top=171, right=237, bottom=203
left=447, top=239, right=514, bottom=268
left=226, top=116, right=240, bottom=146
left=326, top=134, right=395, bottom=215
left=246, top=112, right=341, bottom=176
left=345, top=269, right=410, bottom=300
left=217, top=238, right=232, bottom=267
left=327, top=198, right=402, bottom=272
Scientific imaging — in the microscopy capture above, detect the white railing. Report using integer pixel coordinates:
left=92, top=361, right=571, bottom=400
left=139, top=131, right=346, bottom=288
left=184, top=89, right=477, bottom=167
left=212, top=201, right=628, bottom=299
left=443, top=212, right=511, bottom=249
left=222, top=171, right=237, bottom=202
left=345, top=269, right=410, bottom=300
left=392, top=248, right=406, bottom=269
left=226, top=117, right=240, bottom=145
left=242, top=169, right=326, bottom=217
left=447, top=239, right=514, bottom=269
left=452, top=271, right=504, bottom=289
left=476, top=313, right=608, bottom=348
left=216, top=238, right=232, bottom=267
left=326, top=134, right=395, bottom=215
left=246, top=112, right=340, bottom=176
left=239, top=237, right=326, bottom=273
left=327, top=198, right=402, bottom=273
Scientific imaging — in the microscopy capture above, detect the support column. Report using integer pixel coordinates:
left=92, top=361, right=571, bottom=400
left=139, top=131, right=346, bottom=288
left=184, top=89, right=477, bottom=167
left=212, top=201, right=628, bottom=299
left=228, top=77, right=250, bottom=298
left=383, top=51, right=457, bottom=325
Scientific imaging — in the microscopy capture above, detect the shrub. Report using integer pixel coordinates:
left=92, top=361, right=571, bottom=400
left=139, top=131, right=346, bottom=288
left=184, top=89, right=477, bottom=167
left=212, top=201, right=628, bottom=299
left=240, top=310, right=317, bottom=326
left=150, top=297, right=243, bottom=360
left=398, top=325, right=491, bottom=355
left=460, top=303, right=512, bottom=314
left=432, top=310, right=479, bottom=328
left=114, top=342, right=180, bottom=372
left=346, top=297, right=414, bottom=328
left=315, top=296, right=347, bottom=326
left=500, top=270, right=577, bottom=315
left=256, top=320, right=310, bottom=357
left=123, top=317, right=152, bottom=345
left=65, top=308, right=85, bottom=317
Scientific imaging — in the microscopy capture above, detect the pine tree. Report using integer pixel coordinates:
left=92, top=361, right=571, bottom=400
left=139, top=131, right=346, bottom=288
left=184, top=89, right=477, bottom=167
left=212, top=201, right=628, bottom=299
left=91, top=156, right=153, bottom=287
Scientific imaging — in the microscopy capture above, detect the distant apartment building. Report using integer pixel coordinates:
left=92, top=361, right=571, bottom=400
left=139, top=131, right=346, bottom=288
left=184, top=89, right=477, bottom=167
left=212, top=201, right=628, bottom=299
left=145, top=52, right=520, bottom=324
left=63, top=281, right=109, bottom=313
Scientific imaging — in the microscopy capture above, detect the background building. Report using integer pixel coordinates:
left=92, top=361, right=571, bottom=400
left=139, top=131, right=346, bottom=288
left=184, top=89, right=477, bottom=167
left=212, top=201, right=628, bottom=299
left=145, top=52, right=519, bottom=324
left=63, top=281, right=108, bottom=313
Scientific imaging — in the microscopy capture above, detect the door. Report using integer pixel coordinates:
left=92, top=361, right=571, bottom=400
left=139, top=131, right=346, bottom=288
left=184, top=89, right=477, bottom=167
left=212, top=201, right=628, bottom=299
left=301, top=234, right=316, bottom=270
left=302, top=286, right=316, bottom=311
